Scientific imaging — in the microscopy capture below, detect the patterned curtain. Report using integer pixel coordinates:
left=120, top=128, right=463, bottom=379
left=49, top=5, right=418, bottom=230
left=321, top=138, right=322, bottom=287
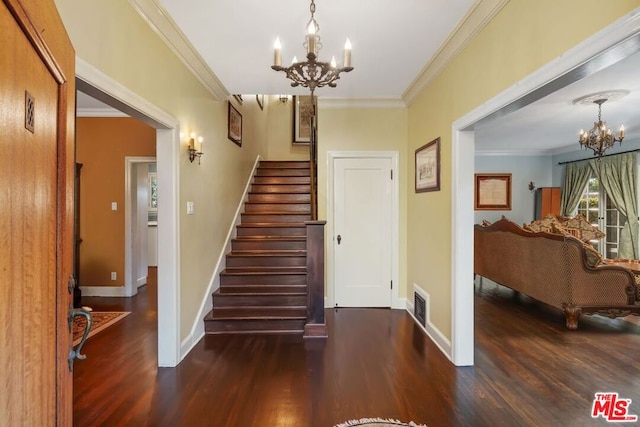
left=560, top=160, right=591, bottom=216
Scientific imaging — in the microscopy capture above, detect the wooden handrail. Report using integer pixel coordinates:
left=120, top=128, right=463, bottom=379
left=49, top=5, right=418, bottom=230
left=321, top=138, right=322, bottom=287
left=309, top=98, right=318, bottom=220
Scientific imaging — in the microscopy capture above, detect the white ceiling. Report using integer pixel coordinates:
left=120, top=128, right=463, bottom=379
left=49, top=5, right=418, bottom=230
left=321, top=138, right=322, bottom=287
left=76, top=2, right=639, bottom=155
left=157, top=0, right=476, bottom=99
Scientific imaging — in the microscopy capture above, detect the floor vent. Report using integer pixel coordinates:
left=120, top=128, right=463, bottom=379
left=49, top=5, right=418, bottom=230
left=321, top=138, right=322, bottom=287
left=414, top=292, right=426, bottom=327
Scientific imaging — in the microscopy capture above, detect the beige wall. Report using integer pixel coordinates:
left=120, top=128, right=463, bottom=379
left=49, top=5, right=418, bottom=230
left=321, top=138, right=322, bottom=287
left=55, top=0, right=269, bottom=338
left=317, top=106, right=408, bottom=297
left=407, top=0, right=639, bottom=338
left=76, top=117, right=156, bottom=286
left=265, top=96, right=309, bottom=160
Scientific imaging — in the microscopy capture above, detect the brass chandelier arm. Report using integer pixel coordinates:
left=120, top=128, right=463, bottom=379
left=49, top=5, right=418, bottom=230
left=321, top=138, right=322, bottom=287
left=272, top=53, right=353, bottom=94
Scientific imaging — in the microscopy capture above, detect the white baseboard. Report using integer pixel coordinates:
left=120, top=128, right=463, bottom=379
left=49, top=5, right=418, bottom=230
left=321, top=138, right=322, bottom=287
left=407, top=283, right=452, bottom=362
left=179, top=155, right=263, bottom=362
left=392, top=297, right=407, bottom=310
left=136, top=276, right=147, bottom=288
left=80, top=286, right=128, bottom=297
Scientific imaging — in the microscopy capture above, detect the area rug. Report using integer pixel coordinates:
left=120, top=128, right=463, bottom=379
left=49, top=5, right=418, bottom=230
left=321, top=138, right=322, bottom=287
left=72, top=311, right=131, bottom=346
left=334, top=418, right=426, bottom=427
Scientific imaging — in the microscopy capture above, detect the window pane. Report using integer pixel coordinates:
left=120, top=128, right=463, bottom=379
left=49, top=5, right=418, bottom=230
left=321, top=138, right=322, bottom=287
left=606, top=228, right=618, bottom=243
left=606, top=244, right=618, bottom=259
left=587, top=211, right=599, bottom=224
left=606, top=210, right=618, bottom=225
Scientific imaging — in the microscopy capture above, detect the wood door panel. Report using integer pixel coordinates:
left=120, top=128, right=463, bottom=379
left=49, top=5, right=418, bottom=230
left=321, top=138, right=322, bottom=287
left=1, top=0, right=74, bottom=425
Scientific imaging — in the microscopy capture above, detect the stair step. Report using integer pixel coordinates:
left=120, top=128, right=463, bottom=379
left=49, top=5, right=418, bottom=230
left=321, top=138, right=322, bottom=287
left=204, top=319, right=306, bottom=335
left=254, top=176, right=310, bottom=185
left=226, top=253, right=307, bottom=268
left=259, top=161, right=309, bottom=169
left=236, top=223, right=306, bottom=237
left=220, top=269, right=307, bottom=286
left=241, top=213, right=311, bottom=223
left=256, top=168, right=310, bottom=177
left=213, top=290, right=307, bottom=307
left=207, top=306, right=307, bottom=319
left=251, top=184, right=310, bottom=193
left=218, top=285, right=307, bottom=294
left=231, top=237, right=306, bottom=251
left=244, top=202, right=311, bottom=213
left=248, top=193, right=311, bottom=203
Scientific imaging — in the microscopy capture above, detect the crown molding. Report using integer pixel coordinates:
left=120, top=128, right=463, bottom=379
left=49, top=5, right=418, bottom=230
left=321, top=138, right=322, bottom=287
left=318, top=97, right=406, bottom=109
left=128, top=0, right=229, bottom=101
left=402, top=0, right=509, bottom=106
left=475, top=149, right=553, bottom=157
left=77, top=108, right=129, bottom=118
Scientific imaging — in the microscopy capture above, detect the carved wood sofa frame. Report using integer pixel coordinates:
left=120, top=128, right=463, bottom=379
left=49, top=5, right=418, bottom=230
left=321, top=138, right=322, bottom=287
left=474, top=217, right=640, bottom=330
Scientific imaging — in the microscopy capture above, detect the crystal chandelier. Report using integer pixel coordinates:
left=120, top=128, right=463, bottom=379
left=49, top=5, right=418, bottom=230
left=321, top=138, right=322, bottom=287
left=271, top=0, right=353, bottom=97
left=578, top=98, right=625, bottom=157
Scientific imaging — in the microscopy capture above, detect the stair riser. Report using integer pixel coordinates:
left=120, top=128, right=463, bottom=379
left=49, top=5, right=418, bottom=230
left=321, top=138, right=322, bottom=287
left=254, top=176, right=310, bottom=185
left=218, top=285, right=307, bottom=294
left=256, top=169, right=309, bottom=177
left=226, top=256, right=306, bottom=268
left=248, top=193, right=310, bottom=203
left=251, top=184, right=310, bottom=193
left=244, top=203, right=311, bottom=213
left=205, top=319, right=306, bottom=334
left=259, top=161, right=309, bottom=169
left=241, top=213, right=311, bottom=223
left=220, top=274, right=307, bottom=286
left=213, top=294, right=307, bottom=307
left=237, top=226, right=306, bottom=237
left=231, top=240, right=306, bottom=251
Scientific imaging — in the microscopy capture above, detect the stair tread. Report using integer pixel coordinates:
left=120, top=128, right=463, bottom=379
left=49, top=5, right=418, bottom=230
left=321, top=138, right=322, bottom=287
left=205, top=307, right=307, bottom=320
left=228, top=250, right=307, bottom=256
left=233, top=236, right=306, bottom=240
left=243, top=211, right=311, bottom=215
left=237, top=223, right=306, bottom=227
left=221, top=267, right=306, bottom=274
left=214, top=290, right=307, bottom=296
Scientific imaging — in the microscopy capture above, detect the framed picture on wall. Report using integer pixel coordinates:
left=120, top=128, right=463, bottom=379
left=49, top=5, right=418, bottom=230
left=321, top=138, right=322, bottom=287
left=228, top=102, right=242, bottom=147
left=415, top=137, right=440, bottom=193
left=293, top=95, right=315, bottom=144
left=474, top=173, right=512, bottom=210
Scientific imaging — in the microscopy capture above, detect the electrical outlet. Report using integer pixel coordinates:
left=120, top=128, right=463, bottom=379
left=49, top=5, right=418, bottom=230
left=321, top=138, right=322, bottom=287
left=110, top=272, right=117, bottom=281
left=187, top=201, right=195, bottom=215
left=111, top=202, right=118, bottom=211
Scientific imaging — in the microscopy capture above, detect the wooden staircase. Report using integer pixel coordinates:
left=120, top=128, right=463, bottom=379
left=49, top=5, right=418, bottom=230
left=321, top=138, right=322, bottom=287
left=204, top=161, right=314, bottom=335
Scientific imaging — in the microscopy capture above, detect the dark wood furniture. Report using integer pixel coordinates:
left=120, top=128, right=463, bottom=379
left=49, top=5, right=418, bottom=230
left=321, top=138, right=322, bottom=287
left=534, top=187, right=561, bottom=219
left=603, top=259, right=640, bottom=274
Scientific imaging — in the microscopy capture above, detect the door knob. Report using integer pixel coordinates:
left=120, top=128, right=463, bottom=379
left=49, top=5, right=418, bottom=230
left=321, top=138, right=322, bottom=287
left=68, top=306, right=93, bottom=371
left=337, top=235, right=342, bottom=245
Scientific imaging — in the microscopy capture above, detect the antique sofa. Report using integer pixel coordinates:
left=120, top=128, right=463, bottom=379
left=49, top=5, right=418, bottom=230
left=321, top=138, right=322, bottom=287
left=474, top=217, right=640, bottom=329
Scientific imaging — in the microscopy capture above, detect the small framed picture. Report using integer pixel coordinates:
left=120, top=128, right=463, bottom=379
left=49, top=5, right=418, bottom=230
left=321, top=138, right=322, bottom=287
left=415, top=137, right=440, bottom=193
left=293, top=95, right=315, bottom=144
left=474, top=173, right=512, bottom=210
left=228, top=102, right=242, bottom=147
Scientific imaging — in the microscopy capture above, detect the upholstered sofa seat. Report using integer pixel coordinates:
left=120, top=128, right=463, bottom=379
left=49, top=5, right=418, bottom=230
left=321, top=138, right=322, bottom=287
left=474, top=217, right=640, bottom=329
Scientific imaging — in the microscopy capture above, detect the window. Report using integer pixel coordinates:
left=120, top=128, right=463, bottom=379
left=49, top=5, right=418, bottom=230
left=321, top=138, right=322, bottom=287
left=576, top=173, right=626, bottom=258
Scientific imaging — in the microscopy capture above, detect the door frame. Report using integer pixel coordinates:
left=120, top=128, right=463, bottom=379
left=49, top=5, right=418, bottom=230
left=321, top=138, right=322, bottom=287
left=124, top=156, right=156, bottom=296
left=327, top=151, right=401, bottom=309
left=451, top=11, right=640, bottom=366
left=76, top=58, right=182, bottom=367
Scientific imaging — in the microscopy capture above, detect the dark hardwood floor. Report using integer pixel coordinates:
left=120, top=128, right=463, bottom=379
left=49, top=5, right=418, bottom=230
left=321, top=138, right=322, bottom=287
left=73, top=272, right=640, bottom=426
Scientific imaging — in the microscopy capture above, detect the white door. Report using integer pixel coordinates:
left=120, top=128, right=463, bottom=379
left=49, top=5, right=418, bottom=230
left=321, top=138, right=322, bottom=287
left=334, top=157, right=393, bottom=307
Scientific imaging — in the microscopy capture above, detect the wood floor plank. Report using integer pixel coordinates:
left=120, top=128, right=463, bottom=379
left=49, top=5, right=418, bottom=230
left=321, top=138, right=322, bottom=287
left=73, top=273, right=640, bottom=426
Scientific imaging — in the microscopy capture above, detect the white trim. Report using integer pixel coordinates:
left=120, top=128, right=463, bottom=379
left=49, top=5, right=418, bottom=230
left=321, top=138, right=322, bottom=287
left=124, top=156, right=156, bottom=298
left=179, top=155, right=263, bottom=360
left=326, top=151, right=400, bottom=309
left=450, top=9, right=640, bottom=367
left=403, top=0, right=509, bottom=106
left=406, top=284, right=452, bottom=358
left=128, top=0, right=228, bottom=101
left=137, top=276, right=147, bottom=288
left=318, top=98, right=406, bottom=109
left=76, top=107, right=129, bottom=118
left=76, top=57, right=182, bottom=367
left=80, top=286, right=127, bottom=297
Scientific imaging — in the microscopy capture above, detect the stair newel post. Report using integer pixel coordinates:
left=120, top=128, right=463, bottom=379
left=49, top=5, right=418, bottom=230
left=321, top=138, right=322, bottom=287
left=310, top=94, right=318, bottom=221
left=304, top=220, right=328, bottom=338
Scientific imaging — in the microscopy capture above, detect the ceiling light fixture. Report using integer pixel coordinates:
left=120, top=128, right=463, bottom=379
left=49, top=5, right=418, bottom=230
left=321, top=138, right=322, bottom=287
left=574, top=92, right=627, bottom=157
left=271, top=0, right=353, bottom=97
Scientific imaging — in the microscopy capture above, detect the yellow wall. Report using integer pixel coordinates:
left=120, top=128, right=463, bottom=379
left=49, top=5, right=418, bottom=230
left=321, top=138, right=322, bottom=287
left=265, top=96, right=309, bottom=160
left=317, top=106, right=408, bottom=296
left=407, top=0, right=639, bottom=337
left=55, top=0, right=269, bottom=339
left=76, top=117, right=156, bottom=286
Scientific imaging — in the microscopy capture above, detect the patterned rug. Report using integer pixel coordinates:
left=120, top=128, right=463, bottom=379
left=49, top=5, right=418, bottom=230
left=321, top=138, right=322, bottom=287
left=335, top=419, right=426, bottom=427
left=72, top=311, right=131, bottom=346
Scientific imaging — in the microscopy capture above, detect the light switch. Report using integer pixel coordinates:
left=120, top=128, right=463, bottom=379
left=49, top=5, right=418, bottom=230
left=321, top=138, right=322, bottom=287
left=187, top=201, right=195, bottom=215
left=111, top=202, right=118, bottom=211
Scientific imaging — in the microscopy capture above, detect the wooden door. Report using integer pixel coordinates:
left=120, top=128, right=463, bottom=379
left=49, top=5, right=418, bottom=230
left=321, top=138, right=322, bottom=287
left=0, top=1, right=75, bottom=425
left=334, top=157, right=393, bottom=307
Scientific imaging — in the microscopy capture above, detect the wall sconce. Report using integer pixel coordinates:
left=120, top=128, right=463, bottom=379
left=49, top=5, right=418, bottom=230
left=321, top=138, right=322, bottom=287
left=529, top=182, right=536, bottom=192
left=188, top=133, right=204, bottom=164
left=278, top=94, right=289, bottom=103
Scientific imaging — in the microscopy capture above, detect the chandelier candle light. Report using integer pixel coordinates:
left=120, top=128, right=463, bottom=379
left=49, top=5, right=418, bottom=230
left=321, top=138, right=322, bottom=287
left=271, top=0, right=353, bottom=97
left=577, top=97, right=625, bottom=157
